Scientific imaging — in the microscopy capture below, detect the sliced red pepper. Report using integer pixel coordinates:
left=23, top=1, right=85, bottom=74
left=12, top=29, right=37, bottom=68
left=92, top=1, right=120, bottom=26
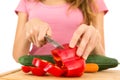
left=51, top=43, right=85, bottom=77
left=51, top=43, right=77, bottom=67
left=21, top=43, right=85, bottom=77
left=32, top=58, right=64, bottom=77
left=31, top=67, right=46, bottom=76
left=52, top=44, right=77, bottom=61
left=21, top=66, right=31, bottom=73
left=44, top=64, right=64, bottom=77
left=21, top=65, right=46, bottom=76
left=32, top=58, right=49, bottom=76
left=32, top=58, right=49, bottom=68
left=63, top=57, right=85, bottom=77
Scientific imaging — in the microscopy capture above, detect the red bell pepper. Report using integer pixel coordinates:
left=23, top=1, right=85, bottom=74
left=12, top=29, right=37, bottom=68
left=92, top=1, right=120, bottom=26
left=51, top=43, right=85, bottom=77
left=52, top=44, right=77, bottom=61
left=32, top=58, right=49, bottom=68
left=31, top=67, right=46, bottom=76
left=32, top=58, right=64, bottom=77
left=22, top=58, right=48, bottom=76
left=21, top=65, right=46, bottom=76
left=51, top=44, right=77, bottom=67
left=63, top=57, right=85, bottom=77
left=21, top=43, right=85, bottom=77
left=44, top=63, right=64, bottom=76
left=21, top=66, right=31, bottom=73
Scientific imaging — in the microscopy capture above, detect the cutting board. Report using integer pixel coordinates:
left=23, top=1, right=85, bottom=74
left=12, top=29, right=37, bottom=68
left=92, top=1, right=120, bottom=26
left=0, top=69, right=120, bottom=80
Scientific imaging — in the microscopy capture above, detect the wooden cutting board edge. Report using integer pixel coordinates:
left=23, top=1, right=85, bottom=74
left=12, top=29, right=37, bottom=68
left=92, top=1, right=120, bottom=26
left=0, top=68, right=21, bottom=77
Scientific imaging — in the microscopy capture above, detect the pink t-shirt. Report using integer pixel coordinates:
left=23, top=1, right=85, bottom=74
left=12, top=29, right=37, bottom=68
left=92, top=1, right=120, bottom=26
left=15, top=0, right=108, bottom=55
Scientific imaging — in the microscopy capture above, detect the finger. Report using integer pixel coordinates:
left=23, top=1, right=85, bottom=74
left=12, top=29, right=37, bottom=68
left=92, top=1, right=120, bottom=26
left=76, top=29, right=91, bottom=56
left=83, top=33, right=97, bottom=60
left=26, top=29, right=33, bottom=43
left=39, top=40, right=47, bottom=47
left=82, top=45, right=92, bottom=60
left=26, top=30, right=39, bottom=47
left=28, top=37, right=33, bottom=43
left=25, top=21, right=40, bottom=46
left=31, top=33, right=37, bottom=46
left=27, top=32, right=34, bottom=44
left=46, top=27, right=52, bottom=37
left=33, top=27, right=40, bottom=47
left=28, top=28, right=38, bottom=46
left=38, top=25, right=49, bottom=41
left=69, top=24, right=87, bottom=48
left=34, top=32, right=40, bottom=47
left=25, top=23, right=31, bottom=39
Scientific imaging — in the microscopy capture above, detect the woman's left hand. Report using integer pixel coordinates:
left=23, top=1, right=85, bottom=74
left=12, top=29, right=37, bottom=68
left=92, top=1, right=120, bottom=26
left=69, top=24, right=101, bottom=59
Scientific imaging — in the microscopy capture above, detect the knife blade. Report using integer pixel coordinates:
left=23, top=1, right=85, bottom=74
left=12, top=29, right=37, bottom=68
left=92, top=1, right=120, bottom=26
left=44, top=35, right=64, bottom=49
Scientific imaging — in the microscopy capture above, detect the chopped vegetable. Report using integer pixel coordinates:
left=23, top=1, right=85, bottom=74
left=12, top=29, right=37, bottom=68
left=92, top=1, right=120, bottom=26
left=31, top=67, right=46, bottom=76
left=84, top=63, right=99, bottom=73
left=86, top=54, right=119, bottom=71
left=51, top=43, right=85, bottom=77
left=21, top=66, right=31, bottom=73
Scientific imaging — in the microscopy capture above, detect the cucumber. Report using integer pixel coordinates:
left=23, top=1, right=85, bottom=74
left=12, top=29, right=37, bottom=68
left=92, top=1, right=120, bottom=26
left=18, top=55, right=55, bottom=66
left=19, top=54, right=119, bottom=71
left=86, top=54, right=119, bottom=71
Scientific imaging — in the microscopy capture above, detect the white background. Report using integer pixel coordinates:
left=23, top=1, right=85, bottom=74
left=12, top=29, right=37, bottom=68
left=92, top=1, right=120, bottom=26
left=0, top=0, right=120, bottom=73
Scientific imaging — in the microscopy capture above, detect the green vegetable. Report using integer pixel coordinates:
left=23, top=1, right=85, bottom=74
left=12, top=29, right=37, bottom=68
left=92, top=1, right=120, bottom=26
left=19, top=54, right=119, bottom=71
left=18, top=55, right=55, bottom=66
left=86, top=54, right=119, bottom=71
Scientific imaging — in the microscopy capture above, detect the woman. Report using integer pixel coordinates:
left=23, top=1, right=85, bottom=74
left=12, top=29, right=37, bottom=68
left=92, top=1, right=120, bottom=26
left=13, top=0, right=108, bottom=62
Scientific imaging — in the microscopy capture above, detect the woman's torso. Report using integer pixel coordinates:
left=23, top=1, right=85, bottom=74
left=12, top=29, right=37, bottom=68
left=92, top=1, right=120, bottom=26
left=25, top=0, right=84, bottom=55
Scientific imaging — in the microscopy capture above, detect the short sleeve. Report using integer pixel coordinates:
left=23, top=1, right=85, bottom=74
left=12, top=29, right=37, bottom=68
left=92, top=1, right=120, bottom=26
left=93, top=0, right=108, bottom=14
left=15, top=0, right=28, bottom=14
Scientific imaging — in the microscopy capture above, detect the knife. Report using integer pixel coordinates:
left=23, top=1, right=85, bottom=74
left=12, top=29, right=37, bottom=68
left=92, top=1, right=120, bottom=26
left=44, top=35, right=64, bottom=49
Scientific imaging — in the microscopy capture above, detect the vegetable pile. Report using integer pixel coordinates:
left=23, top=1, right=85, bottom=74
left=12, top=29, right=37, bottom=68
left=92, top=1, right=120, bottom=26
left=19, top=43, right=119, bottom=77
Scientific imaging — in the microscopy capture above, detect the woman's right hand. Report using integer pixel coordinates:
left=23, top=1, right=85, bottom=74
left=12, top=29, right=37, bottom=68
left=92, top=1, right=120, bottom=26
left=25, top=18, right=52, bottom=47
